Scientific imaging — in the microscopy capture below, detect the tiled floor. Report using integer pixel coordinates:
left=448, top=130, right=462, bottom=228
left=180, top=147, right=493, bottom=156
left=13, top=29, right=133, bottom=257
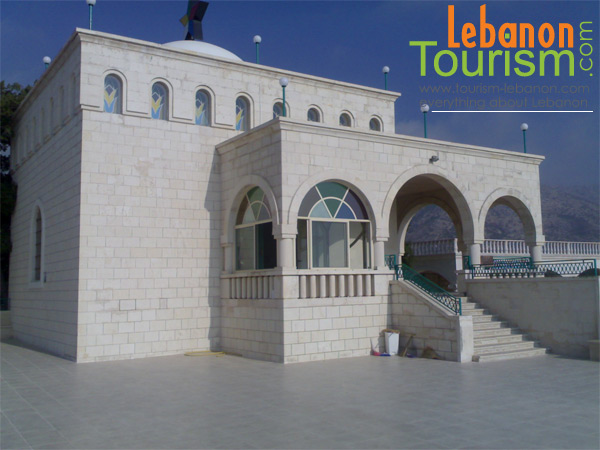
left=1, top=340, right=599, bottom=450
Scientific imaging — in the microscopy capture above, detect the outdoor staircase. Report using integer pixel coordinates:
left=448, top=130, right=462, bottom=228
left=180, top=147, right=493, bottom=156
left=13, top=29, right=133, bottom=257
left=460, top=299, right=548, bottom=362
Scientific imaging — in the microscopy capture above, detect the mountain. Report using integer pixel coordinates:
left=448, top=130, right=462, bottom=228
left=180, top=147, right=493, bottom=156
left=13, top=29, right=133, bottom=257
left=405, top=185, right=600, bottom=242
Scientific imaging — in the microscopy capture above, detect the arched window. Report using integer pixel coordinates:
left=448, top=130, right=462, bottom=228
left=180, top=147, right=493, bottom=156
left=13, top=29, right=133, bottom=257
left=235, top=187, right=277, bottom=270
left=104, top=75, right=122, bottom=114
left=296, top=182, right=371, bottom=269
left=235, top=97, right=250, bottom=131
left=339, top=112, right=352, bottom=127
left=151, top=82, right=168, bottom=120
left=307, top=108, right=320, bottom=123
left=369, top=117, right=382, bottom=132
left=273, top=102, right=283, bottom=119
left=195, top=90, right=211, bottom=126
left=32, top=206, right=43, bottom=282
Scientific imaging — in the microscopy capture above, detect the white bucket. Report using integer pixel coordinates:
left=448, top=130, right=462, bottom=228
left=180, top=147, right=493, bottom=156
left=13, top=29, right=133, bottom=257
left=385, top=331, right=400, bottom=355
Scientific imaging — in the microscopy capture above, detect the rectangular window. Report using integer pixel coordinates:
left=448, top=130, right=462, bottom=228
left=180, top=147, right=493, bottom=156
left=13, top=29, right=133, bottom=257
left=235, top=227, right=254, bottom=271
left=312, top=221, right=347, bottom=268
left=296, top=220, right=308, bottom=269
left=349, top=222, right=370, bottom=269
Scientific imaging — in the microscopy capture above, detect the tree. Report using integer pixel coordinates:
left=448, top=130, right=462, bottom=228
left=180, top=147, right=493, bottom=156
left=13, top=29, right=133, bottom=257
left=1, top=81, right=31, bottom=302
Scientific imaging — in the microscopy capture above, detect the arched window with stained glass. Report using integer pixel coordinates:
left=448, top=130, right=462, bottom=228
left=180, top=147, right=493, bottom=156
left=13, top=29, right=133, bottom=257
left=151, top=82, right=168, bottom=120
left=104, top=75, right=122, bottom=114
left=273, top=102, right=283, bottom=119
left=195, top=90, right=210, bottom=126
left=296, top=182, right=371, bottom=269
left=235, top=187, right=277, bottom=270
left=235, top=96, right=250, bottom=131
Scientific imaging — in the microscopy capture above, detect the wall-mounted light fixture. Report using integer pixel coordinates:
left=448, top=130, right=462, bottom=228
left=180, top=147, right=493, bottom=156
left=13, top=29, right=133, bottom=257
left=429, top=155, right=439, bottom=163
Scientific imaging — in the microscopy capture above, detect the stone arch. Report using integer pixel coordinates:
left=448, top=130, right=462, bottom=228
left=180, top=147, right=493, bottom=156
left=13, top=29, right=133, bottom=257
left=223, top=174, right=279, bottom=245
left=382, top=164, right=476, bottom=243
left=396, top=196, right=464, bottom=256
left=479, top=188, right=543, bottom=245
left=287, top=171, right=379, bottom=235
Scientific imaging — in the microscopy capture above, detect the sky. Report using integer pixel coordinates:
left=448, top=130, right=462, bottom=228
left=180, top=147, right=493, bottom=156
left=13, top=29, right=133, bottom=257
left=1, top=0, right=598, bottom=188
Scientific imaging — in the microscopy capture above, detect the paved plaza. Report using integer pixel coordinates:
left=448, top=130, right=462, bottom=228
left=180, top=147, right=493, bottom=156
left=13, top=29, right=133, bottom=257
left=1, top=340, right=599, bottom=450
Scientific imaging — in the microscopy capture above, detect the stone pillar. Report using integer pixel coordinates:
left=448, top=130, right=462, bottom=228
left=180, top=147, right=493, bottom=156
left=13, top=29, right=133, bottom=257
left=276, top=234, right=296, bottom=269
left=468, top=242, right=482, bottom=266
left=529, top=244, right=543, bottom=262
left=374, top=239, right=386, bottom=269
left=221, top=236, right=234, bottom=273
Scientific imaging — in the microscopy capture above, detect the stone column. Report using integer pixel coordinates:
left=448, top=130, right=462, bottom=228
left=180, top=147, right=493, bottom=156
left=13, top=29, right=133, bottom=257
left=221, top=236, right=234, bottom=273
left=467, top=242, right=482, bottom=266
left=374, top=236, right=389, bottom=270
left=276, top=233, right=296, bottom=269
left=529, top=244, right=543, bottom=262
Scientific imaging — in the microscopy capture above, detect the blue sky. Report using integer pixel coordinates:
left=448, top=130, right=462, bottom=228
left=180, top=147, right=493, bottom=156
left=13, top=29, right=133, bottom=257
left=1, top=0, right=598, bottom=187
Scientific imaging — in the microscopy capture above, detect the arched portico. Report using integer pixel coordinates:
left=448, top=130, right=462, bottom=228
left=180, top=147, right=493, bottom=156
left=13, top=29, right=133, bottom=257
left=479, top=188, right=545, bottom=261
left=384, top=166, right=476, bottom=265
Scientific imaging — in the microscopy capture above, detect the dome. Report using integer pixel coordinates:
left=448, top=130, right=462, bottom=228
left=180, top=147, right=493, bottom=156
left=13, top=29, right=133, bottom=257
left=163, top=40, right=242, bottom=61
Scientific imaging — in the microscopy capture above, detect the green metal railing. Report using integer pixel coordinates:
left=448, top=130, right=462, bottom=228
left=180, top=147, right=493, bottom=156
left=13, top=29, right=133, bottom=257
left=395, top=264, right=461, bottom=315
left=384, top=254, right=397, bottom=270
left=469, top=259, right=598, bottom=279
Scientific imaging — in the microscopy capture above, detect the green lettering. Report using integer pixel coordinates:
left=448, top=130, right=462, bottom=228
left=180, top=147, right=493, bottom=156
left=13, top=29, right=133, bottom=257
left=514, top=50, right=535, bottom=76
left=409, top=41, right=438, bottom=76
left=434, top=50, right=458, bottom=77
left=540, top=50, right=575, bottom=76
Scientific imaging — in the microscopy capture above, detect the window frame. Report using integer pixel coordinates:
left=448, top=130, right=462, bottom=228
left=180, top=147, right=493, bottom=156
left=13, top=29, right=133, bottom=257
left=307, top=107, right=321, bottom=123
left=369, top=117, right=382, bottom=132
left=151, top=82, right=169, bottom=121
left=195, top=89, right=211, bottom=126
left=296, top=183, right=372, bottom=270
left=235, top=96, right=251, bottom=131
left=104, top=74, right=123, bottom=115
left=339, top=112, right=352, bottom=127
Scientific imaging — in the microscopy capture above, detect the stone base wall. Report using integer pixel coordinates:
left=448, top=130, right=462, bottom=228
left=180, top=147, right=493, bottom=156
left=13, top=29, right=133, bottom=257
left=390, top=281, right=473, bottom=362
left=466, top=277, right=600, bottom=359
left=220, top=298, right=284, bottom=363
left=282, top=295, right=390, bottom=363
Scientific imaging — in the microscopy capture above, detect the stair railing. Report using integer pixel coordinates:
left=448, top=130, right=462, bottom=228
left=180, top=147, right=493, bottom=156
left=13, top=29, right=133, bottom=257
left=395, top=264, right=462, bottom=315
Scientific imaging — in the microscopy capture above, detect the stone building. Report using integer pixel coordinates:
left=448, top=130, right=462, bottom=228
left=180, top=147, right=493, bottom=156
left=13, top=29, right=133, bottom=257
left=9, top=27, right=546, bottom=363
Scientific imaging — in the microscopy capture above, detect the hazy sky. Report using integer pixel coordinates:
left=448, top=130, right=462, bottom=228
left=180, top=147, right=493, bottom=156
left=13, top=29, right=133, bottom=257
left=1, top=0, right=598, bottom=188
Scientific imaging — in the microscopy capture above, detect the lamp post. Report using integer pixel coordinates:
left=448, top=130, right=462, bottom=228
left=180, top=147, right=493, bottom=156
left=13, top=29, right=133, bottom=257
left=382, top=66, right=390, bottom=90
left=253, top=35, right=261, bottom=64
left=520, top=123, right=528, bottom=153
left=43, top=56, right=51, bottom=70
left=420, top=103, right=430, bottom=138
left=279, top=77, right=289, bottom=117
left=86, top=0, right=96, bottom=30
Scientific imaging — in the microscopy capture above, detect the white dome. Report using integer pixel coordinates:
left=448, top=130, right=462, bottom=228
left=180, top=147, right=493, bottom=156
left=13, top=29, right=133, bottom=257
left=163, top=40, right=242, bottom=61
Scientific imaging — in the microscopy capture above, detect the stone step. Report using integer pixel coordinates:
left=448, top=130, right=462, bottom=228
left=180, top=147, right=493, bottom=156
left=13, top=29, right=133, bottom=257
left=474, top=341, right=538, bottom=355
left=473, top=327, right=516, bottom=338
left=460, top=302, right=479, bottom=310
left=461, top=308, right=487, bottom=316
left=471, top=314, right=499, bottom=323
left=473, top=347, right=548, bottom=362
left=474, top=334, right=525, bottom=346
left=473, top=321, right=509, bottom=330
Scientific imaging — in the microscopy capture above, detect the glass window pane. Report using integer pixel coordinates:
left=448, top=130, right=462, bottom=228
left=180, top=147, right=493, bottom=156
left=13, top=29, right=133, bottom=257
left=339, top=113, right=351, bottom=127
left=236, top=197, right=248, bottom=225
left=104, top=75, right=121, bottom=114
left=236, top=97, right=249, bottom=131
left=307, top=108, right=320, bottom=122
left=350, top=222, right=370, bottom=269
left=247, top=187, right=263, bottom=204
left=255, top=222, right=277, bottom=269
left=324, top=198, right=341, bottom=217
left=236, top=227, right=254, bottom=270
left=296, top=220, right=308, bottom=269
left=273, top=102, right=283, bottom=119
left=195, top=90, right=210, bottom=126
left=317, top=182, right=347, bottom=200
left=151, top=83, right=168, bottom=120
left=345, top=189, right=368, bottom=220
left=369, top=118, right=381, bottom=131
left=336, top=202, right=355, bottom=220
left=310, top=201, right=330, bottom=218
left=312, top=221, right=347, bottom=268
left=299, top=187, right=320, bottom=217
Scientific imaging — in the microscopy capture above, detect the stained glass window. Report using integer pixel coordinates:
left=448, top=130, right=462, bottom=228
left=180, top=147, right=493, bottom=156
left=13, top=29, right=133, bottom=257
left=195, top=90, right=210, bottom=126
left=307, top=108, right=320, bottom=122
left=104, top=75, right=122, bottom=114
left=339, top=113, right=351, bottom=127
left=235, top=97, right=249, bottom=131
left=235, top=187, right=276, bottom=270
left=369, top=118, right=382, bottom=132
left=151, top=83, right=168, bottom=120
left=273, top=102, right=283, bottom=119
left=297, top=182, right=371, bottom=269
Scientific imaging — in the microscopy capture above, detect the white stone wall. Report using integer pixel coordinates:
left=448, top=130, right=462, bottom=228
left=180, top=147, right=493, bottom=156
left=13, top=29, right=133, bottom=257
left=9, top=34, right=83, bottom=359
left=390, top=281, right=473, bottom=362
left=466, top=277, right=600, bottom=359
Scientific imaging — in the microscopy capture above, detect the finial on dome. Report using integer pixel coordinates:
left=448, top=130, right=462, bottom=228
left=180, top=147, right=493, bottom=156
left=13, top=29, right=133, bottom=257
left=180, top=1, right=209, bottom=41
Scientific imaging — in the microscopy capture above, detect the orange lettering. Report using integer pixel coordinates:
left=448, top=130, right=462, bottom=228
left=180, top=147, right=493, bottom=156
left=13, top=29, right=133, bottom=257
left=538, top=23, right=555, bottom=48
left=462, top=23, right=477, bottom=48
left=480, top=4, right=496, bottom=48
left=448, top=5, right=460, bottom=48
